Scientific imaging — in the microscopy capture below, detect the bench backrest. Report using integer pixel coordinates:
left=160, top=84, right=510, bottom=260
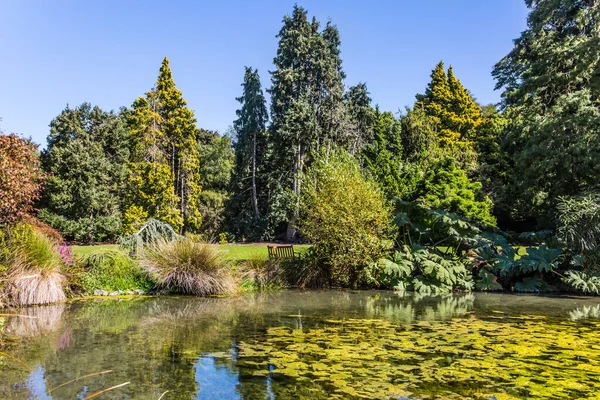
left=267, top=245, right=295, bottom=259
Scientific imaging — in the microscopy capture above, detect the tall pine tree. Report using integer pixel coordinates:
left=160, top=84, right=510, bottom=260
left=125, top=57, right=202, bottom=233
left=267, top=5, right=347, bottom=240
left=229, top=67, right=269, bottom=240
left=345, top=83, right=376, bottom=155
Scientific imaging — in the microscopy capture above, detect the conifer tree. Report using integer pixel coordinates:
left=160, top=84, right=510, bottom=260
left=125, top=57, right=202, bottom=233
left=229, top=67, right=269, bottom=239
left=493, top=0, right=600, bottom=227
left=267, top=5, right=347, bottom=240
left=39, top=103, right=129, bottom=242
left=447, top=66, right=483, bottom=142
left=345, top=83, right=376, bottom=154
left=362, top=108, right=406, bottom=199
left=415, top=62, right=483, bottom=171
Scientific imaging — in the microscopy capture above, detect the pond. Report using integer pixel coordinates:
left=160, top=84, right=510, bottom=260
left=1, top=291, right=600, bottom=399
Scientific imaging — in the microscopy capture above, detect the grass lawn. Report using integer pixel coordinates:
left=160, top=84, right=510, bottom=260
left=71, top=244, right=121, bottom=256
left=220, top=244, right=310, bottom=261
left=72, top=243, right=311, bottom=261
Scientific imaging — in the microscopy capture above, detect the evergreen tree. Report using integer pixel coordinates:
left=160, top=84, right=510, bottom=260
left=447, top=66, right=483, bottom=142
left=493, top=0, right=600, bottom=228
left=125, top=57, right=202, bottom=233
left=39, top=103, right=129, bottom=242
left=267, top=5, right=348, bottom=240
left=229, top=67, right=269, bottom=239
left=362, top=108, right=406, bottom=199
left=197, top=129, right=234, bottom=239
left=345, top=83, right=376, bottom=155
left=415, top=62, right=483, bottom=171
left=416, top=157, right=496, bottom=225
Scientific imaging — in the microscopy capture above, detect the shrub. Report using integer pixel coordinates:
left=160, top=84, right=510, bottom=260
left=0, top=133, right=45, bottom=223
left=0, top=224, right=66, bottom=306
left=118, top=218, right=181, bottom=255
left=140, top=240, right=235, bottom=296
left=416, top=157, right=496, bottom=225
left=280, top=248, right=330, bottom=288
left=79, top=251, right=154, bottom=293
left=38, top=209, right=122, bottom=243
left=299, top=149, right=393, bottom=288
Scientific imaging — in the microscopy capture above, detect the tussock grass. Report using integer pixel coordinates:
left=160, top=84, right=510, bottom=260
left=2, top=224, right=66, bottom=306
left=5, top=304, right=64, bottom=337
left=240, top=256, right=282, bottom=291
left=140, top=240, right=235, bottom=296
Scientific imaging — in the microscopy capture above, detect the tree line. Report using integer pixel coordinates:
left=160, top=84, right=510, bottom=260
left=2, top=1, right=599, bottom=248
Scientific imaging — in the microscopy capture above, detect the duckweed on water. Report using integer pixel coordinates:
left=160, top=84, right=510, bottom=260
left=238, top=316, right=600, bottom=399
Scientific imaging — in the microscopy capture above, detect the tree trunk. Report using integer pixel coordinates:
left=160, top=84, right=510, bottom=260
left=251, top=131, right=260, bottom=219
left=285, top=141, right=302, bottom=241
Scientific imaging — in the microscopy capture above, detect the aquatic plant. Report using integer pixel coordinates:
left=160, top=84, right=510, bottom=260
left=140, top=240, right=235, bottom=296
left=1, top=224, right=66, bottom=306
left=239, top=315, right=600, bottom=399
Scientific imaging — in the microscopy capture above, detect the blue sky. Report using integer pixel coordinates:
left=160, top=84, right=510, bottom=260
left=0, top=1, right=529, bottom=147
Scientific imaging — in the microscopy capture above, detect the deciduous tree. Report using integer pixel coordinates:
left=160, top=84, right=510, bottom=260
left=0, top=133, right=44, bottom=223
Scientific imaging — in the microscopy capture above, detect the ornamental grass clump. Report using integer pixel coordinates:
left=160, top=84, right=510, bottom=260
left=1, top=224, right=66, bottom=306
left=140, top=240, right=235, bottom=296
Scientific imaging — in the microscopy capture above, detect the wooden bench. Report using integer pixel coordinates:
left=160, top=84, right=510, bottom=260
left=267, top=245, right=296, bottom=260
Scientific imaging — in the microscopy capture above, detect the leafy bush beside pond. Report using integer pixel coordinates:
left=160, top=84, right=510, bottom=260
left=78, top=251, right=154, bottom=293
left=298, top=149, right=393, bottom=288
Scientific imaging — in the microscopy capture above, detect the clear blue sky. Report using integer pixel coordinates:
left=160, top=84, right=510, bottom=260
left=0, top=0, right=529, bottom=147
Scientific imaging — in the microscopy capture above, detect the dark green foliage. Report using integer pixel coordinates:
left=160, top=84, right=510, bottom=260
left=79, top=251, right=154, bottom=293
left=381, top=200, right=486, bottom=293
left=493, top=0, right=600, bottom=227
left=40, top=103, right=129, bottom=243
left=557, top=192, right=600, bottom=293
left=197, top=129, right=234, bottom=240
left=228, top=67, right=269, bottom=240
left=38, top=209, right=121, bottom=243
left=362, top=109, right=408, bottom=199
left=415, top=157, right=496, bottom=225
left=345, top=83, right=376, bottom=154
left=267, top=5, right=349, bottom=239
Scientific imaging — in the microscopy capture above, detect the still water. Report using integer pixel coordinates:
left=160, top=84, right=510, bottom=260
left=1, top=291, right=600, bottom=399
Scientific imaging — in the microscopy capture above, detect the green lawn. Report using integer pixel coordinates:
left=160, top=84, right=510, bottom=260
left=71, top=244, right=121, bottom=256
left=72, top=243, right=311, bottom=261
left=220, top=244, right=310, bottom=261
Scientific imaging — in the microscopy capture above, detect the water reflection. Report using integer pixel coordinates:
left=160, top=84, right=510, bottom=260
left=1, top=291, right=600, bottom=399
left=569, top=303, right=600, bottom=321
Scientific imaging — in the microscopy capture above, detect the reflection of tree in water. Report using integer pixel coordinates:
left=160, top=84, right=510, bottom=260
left=364, top=292, right=475, bottom=324
left=569, top=304, right=600, bottom=321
